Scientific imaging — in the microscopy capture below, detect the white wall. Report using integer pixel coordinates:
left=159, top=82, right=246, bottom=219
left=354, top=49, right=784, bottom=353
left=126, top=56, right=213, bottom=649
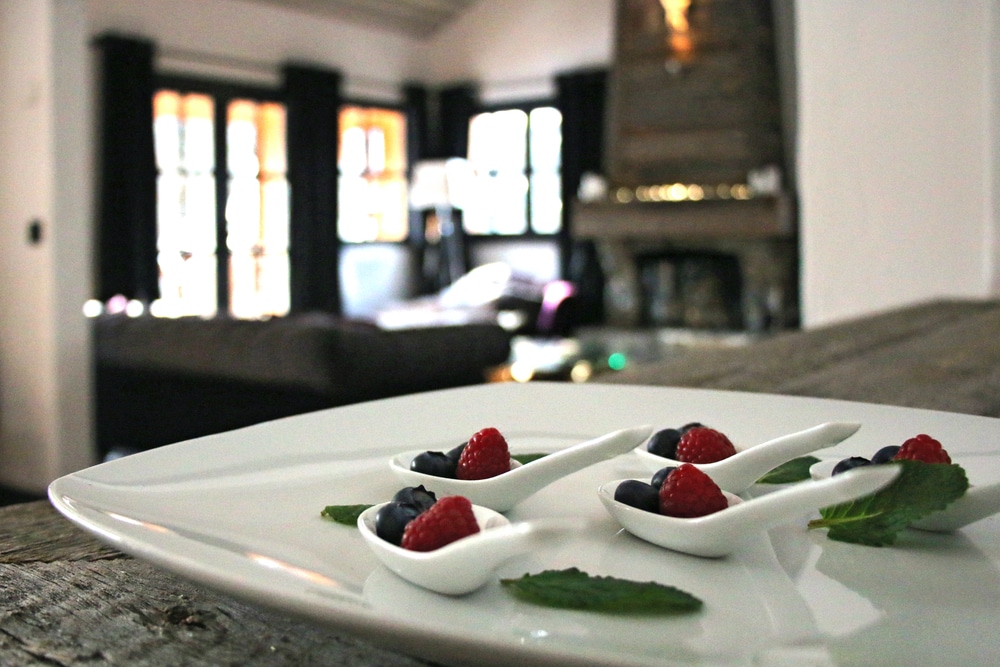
left=0, top=0, right=93, bottom=492
left=418, top=0, right=614, bottom=102
left=796, top=0, right=1000, bottom=326
left=86, top=0, right=422, bottom=101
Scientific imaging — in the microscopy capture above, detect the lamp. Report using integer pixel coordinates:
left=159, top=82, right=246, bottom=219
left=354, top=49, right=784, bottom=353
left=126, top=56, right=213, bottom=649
left=408, top=158, right=475, bottom=288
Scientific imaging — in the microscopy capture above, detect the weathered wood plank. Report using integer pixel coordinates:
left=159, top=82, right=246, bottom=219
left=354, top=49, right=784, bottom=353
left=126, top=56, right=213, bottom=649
left=0, top=501, right=120, bottom=564
left=598, top=299, right=1000, bottom=417
left=0, top=558, right=438, bottom=666
left=0, top=502, right=439, bottom=666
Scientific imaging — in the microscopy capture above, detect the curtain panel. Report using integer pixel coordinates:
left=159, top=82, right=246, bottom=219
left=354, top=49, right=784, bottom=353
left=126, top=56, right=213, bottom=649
left=556, top=68, right=608, bottom=322
left=283, top=64, right=343, bottom=314
left=95, top=34, right=158, bottom=303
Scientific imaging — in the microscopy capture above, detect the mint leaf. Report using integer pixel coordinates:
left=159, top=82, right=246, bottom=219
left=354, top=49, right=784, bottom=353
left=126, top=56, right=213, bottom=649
left=808, top=461, right=968, bottom=546
left=500, top=568, right=702, bottom=614
left=321, top=504, right=371, bottom=526
left=757, top=456, right=822, bottom=484
left=511, top=452, right=547, bottom=465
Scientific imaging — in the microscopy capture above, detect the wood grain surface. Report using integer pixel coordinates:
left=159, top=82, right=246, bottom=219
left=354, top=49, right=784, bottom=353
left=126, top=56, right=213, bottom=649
left=0, top=501, right=438, bottom=666
left=597, top=299, right=1000, bottom=417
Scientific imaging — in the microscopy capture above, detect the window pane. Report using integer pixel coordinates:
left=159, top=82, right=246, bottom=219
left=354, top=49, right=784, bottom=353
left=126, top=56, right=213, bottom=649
left=155, top=250, right=217, bottom=318
left=338, top=106, right=408, bottom=242
left=530, top=172, right=562, bottom=234
left=182, top=174, right=217, bottom=252
left=224, top=99, right=289, bottom=318
left=467, top=106, right=561, bottom=236
left=529, top=107, right=562, bottom=171
left=154, top=90, right=217, bottom=317
left=181, top=95, right=214, bottom=174
left=153, top=89, right=288, bottom=319
left=228, top=251, right=289, bottom=319
left=463, top=171, right=528, bottom=235
left=468, top=109, right=527, bottom=173
left=261, top=177, right=289, bottom=251
left=225, top=175, right=261, bottom=252
left=339, top=126, right=367, bottom=176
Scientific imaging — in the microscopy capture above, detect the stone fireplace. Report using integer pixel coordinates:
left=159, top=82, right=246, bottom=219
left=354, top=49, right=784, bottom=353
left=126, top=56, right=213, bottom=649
left=573, top=0, right=796, bottom=331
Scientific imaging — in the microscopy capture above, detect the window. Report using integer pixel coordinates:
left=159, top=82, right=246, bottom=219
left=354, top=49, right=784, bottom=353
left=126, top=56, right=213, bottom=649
left=338, top=106, right=408, bottom=243
left=152, top=85, right=289, bottom=319
left=464, top=106, right=562, bottom=235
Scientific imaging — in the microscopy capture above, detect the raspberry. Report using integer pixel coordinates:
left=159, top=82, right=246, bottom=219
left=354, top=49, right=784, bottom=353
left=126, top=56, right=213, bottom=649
left=675, top=427, right=737, bottom=464
left=400, top=496, right=480, bottom=551
left=658, top=464, right=729, bottom=518
left=456, top=427, right=510, bottom=480
left=893, top=434, right=951, bottom=464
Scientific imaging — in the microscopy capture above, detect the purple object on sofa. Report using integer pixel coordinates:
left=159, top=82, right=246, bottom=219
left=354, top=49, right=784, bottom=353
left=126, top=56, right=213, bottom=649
left=94, top=313, right=511, bottom=458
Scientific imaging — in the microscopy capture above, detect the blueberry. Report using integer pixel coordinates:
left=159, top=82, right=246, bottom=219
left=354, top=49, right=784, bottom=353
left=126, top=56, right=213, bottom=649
left=651, top=466, right=676, bottom=490
left=446, top=442, right=467, bottom=462
left=680, top=422, right=705, bottom=433
left=392, top=485, right=437, bottom=512
left=375, top=501, right=421, bottom=545
left=647, top=428, right=682, bottom=459
left=871, top=445, right=901, bottom=464
left=832, top=456, right=872, bottom=476
left=614, top=479, right=660, bottom=513
left=410, top=450, right=457, bottom=478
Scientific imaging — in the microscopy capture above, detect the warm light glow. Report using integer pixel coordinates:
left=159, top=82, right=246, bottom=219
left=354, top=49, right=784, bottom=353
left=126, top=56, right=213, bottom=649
left=666, top=183, right=688, bottom=202
left=570, top=360, right=593, bottom=383
left=82, top=300, right=103, bottom=318
left=510, top=361, right=535, bottom=383
left=615, top=187, right=634, bottom=203
left=660, top=0, right=692, bottom=60
left=660, top=0, right=690, bottom=33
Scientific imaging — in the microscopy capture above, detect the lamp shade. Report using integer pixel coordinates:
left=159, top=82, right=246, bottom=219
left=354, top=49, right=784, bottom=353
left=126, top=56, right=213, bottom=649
left=409, top=158, right=475, bottom=210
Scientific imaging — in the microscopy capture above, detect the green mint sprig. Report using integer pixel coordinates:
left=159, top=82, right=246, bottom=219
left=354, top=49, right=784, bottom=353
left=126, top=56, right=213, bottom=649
left=756, top=456, right=822, bottom=484
left=321, top=504, right=372, bottom=526
left=808, top=460, right=968, bottom=546
left=511, top=452, right=547, bottom=465
left=501, top=568, right=702, bottom=614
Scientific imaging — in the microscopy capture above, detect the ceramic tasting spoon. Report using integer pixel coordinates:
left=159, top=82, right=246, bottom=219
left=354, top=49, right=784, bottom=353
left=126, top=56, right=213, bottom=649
left=390, top=425, right=653, bottom=512
left=598, top=465, right=899, bottom=558
left=810, top=459, right=1000, bottom=532
left=358, top=503, right=586, bottom=595
left=634, top=421, right=863, bottom=494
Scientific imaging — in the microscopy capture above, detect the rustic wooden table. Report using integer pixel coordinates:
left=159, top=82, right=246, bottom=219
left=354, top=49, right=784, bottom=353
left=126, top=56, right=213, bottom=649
left=2, top=298, right=998, bottom=666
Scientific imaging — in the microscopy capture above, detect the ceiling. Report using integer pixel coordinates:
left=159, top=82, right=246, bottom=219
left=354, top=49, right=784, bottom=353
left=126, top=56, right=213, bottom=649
left=237, top=0, right=481, bottom=39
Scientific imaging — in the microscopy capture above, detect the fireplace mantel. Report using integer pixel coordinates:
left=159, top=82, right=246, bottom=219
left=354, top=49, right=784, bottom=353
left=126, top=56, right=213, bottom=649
left=573, top=196, right=794, bottom=241
left=573, top=195, right=797, bottom=330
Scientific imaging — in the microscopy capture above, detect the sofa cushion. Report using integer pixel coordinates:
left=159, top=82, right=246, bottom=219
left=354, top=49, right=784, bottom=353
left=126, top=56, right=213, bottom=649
left=94, top=313, right=512, bottom=401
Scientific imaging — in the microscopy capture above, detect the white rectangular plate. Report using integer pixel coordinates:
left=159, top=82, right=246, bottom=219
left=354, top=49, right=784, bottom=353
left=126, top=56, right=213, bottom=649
left=50, top=383, right=1000, bottom=666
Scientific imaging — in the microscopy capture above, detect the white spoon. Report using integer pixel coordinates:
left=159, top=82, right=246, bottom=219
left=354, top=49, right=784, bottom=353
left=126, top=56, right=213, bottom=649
left=357, top=502, right=585, bottom=595
left=598, top=465, right=899, bottom=558
left=634, top=422, right=862, bottom=493
left=810, top=458, right=1000, bottom=532
left=390, top=425, right=653, bottom=512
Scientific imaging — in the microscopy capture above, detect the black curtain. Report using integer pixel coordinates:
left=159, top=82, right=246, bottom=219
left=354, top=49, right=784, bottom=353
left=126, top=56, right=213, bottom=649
left=283, top=64, right=343, bottom=314
left=556, top=68, right=608, bottom=323
left=436, top=84, right=476, bottom=158
left=95, top=34, right=158, bottom=302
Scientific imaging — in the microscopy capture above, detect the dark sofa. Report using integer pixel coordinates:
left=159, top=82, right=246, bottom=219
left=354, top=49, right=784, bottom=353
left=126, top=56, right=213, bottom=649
left=95, top=313, right=511, bottom=458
